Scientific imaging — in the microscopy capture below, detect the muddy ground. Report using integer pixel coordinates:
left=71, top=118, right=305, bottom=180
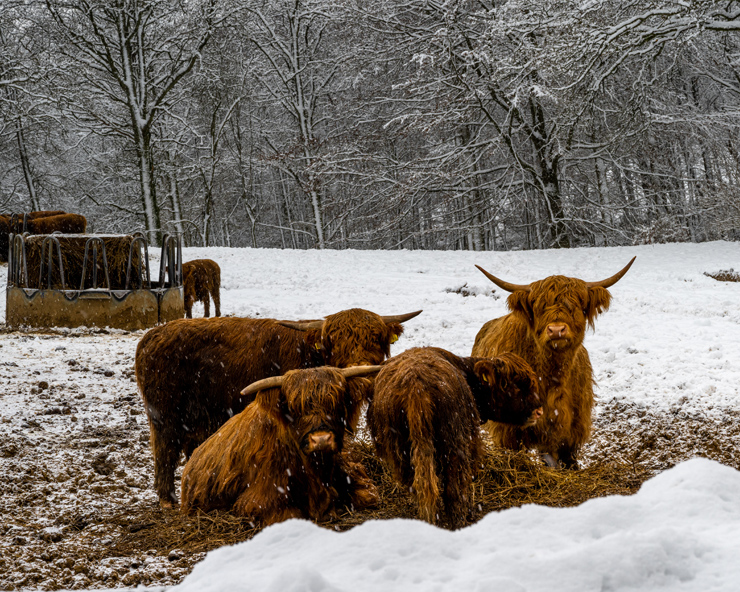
left=0, top=328, right=738, bottom=591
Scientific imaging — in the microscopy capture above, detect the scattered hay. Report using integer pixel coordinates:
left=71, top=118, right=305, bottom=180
left=21, top=235, right=144, bottom=290
left=83, top=438, right=651, bottom=564
left=704, top=269, right=740, bottom=282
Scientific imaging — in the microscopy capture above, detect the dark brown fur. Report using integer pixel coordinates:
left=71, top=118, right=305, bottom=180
left=180, top=367, right=379, bottom=524
left=182, top=259, right=221, bottom=318
left=368, top=347, right=541, bottom=528
left=20, top=213, right=87, bottom=236
left=0, top=210, right=67, bottom=262
left=136, top=308, right=414, bottom=506
left=473, top=275, right=614, bottom=468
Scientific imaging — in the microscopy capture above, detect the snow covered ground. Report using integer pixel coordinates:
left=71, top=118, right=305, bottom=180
left=1, top=240, right=740, bottom=591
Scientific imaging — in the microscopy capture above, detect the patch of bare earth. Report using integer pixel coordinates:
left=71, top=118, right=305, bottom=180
left=0, top=328, right=736, bottom=590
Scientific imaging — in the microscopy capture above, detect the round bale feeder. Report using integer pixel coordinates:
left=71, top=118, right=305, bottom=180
left=6, top=233, right=184, bottom=330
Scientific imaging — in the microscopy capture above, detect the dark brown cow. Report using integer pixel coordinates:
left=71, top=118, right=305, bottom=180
left=472, top=258, right=635, bottom=468
left=0, top=210, right=66, bottom=262
left=182, top=259, right=221, bottom=318
left=368, top=347, right=542, bottom=528
left=21, top=213, right=87, bottom=235
left=136, top=307, right=421, bottom=506
left=181, top=366, right=381, bottom=523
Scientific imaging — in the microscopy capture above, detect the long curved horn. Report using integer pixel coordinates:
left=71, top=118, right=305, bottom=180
left=475, top=265, right=531, bottom=293
left=340, top=365, right=383, bottom=378
left=241, top=375, right=284, bottom=397
left=585, top=256, right=636, bottom=289
left=380, top=310, right=422, bottom=324
left=276, top=319, right=324, bottom=331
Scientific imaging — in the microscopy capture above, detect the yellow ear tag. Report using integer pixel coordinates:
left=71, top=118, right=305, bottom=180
left=315, top=343, right=322, bottom=351
left=390, top=334, right=398, bottom=344
left=482, top=374, right=489, bottom=383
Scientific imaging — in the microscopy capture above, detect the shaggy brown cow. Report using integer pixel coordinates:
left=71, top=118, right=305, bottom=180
left=21, top=213, right=87, bottom=235
left=0, top=210, right=66, bottom=262
left=136, top=307, right=421, bottom=506
left=181, top=366, right=381, bottom=524
left=472, top=257, right=635, bottom=468
left=182, top=258, right=221, bottom=318
left=368, top=347, right=542, bottom=528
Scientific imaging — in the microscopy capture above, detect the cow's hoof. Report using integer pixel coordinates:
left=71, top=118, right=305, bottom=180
left=541, top=453, right=557, bottom=468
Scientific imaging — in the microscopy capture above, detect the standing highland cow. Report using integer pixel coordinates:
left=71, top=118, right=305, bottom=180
left=472, top=258, right=635, bottom=468
left=136, top=307, right=421, bottom=506
left=368, top=347, right=542, bottom=528
left=182, top=258, right=221, bottom=318
left=181, top=366, right=381, bottom=524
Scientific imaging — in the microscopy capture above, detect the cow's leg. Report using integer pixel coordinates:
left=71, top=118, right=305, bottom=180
left=442, top=451, right=473, bottom=530
left=557, top=445, right=580, bottom=469
left=184, top=295, right=193, bottom=319
left=213, top=287, right=221, bottom=317
left=202, top=292, right=210, bottom=318
left=149, top=426, right=182, bottom=508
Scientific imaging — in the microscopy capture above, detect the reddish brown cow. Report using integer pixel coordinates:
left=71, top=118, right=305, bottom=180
left=182, top=259, right=221, bottom=318
left=21, top=213, right=87, bottom=235
left=472, top=258, right=635, bottom=468
left=368, top=347, right=542, bottom=528
left=136, top=307, right=421, bottom=506
left=181, top=366, right=381, bottom=523
left=0, top=210, right=67, bottom=262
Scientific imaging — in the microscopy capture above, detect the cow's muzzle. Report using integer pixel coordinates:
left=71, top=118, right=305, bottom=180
left=524, top=406, right=544, bottom=427
left=304, top=430, right=338, bottom=454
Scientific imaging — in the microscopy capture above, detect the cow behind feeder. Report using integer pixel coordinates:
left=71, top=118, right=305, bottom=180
left=0, top=210, right=67, bottom=263
left=136, top=307, right=422, bottom=506
left=368, top=347, right=542, bottom=529
left=180, top=365, right=381, bottom=524
left=20, top=213, right=87, bottom=236
left=472, top=257, right=635, bottom=468
left=182, top=258, right=221, bottom=318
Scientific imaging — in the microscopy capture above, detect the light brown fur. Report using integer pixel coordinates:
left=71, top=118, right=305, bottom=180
left=368, top=347, right=541, bottom=528
left=181, top=367, right=378, bottom=524
left=473, top=275, right=613, bottom=467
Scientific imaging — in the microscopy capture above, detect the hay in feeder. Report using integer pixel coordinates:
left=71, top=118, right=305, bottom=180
left=21, top=235, right=145, bottom=290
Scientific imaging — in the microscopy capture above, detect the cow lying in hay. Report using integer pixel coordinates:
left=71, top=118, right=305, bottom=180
left=181, top=366, right=381, bottom=524
left=136, top=307, right=421, bottom=507
left=368, top=347, right=542, bottom=529
left=472, top=257, right=635, bottom=468
left=182, top=258, right=221, bottom=318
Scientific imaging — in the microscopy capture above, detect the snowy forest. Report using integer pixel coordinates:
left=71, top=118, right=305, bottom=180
left=2, top=0, right=740, bottom=251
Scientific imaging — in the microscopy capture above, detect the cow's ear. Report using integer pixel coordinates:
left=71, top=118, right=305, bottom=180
left=507, top=290, right=534, bottom=325
left=585, top=287, right=612, bottom=327
left=385, top=322, right=404, bottom=343
left=473, top=360, right=501, bottom=390
left=255, top=386, right=287, bottom=417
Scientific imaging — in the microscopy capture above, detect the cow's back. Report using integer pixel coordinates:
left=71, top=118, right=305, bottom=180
left=136, top=317, right=308, bottom=429
left=472, top=313, right=532, bottom=359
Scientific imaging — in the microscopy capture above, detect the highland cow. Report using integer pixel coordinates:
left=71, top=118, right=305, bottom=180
left=472, top=258, right=635, bottom=468
left=0, top=210, right=67, bottom=262
left=368, top=347, right=542, bottom=528
left=20, top=213, right=87, bottom=236
left=180, top=366, right=381, bottom=524
left=136, top=307, right=421, bottom=506
left=182, top=258, right=221, bottom=318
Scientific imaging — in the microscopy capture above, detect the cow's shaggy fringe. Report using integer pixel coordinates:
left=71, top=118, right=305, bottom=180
left=107, top=436, right=649, bottom=561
